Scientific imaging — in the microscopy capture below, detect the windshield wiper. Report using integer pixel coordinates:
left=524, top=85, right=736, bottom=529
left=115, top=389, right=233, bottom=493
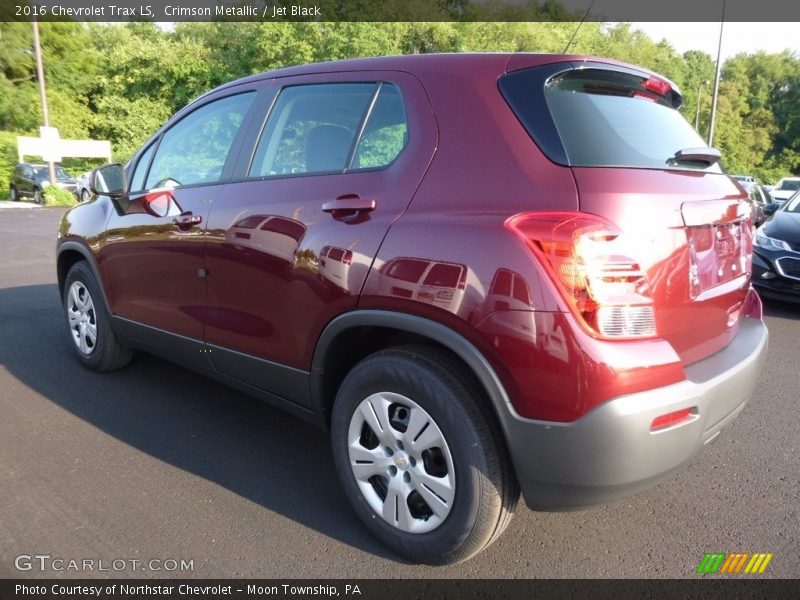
left=669, top=147, right=722, bottom=166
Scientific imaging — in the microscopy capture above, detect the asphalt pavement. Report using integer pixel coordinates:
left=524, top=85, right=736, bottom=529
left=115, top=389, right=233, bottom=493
left=0, top=207, right=797, bottom=578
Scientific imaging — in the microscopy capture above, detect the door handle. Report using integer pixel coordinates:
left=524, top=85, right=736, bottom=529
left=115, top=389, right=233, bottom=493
left=322, top=194, right=376, bottom=216
left=173, top=211, right=202, bottom=230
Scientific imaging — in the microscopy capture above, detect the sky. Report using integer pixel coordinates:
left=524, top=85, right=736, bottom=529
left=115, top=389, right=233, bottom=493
left=630, top=22, right=800, bottom=62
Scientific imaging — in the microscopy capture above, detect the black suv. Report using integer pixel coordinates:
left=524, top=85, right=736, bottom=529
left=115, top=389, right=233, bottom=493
left=9, top=163, right=79, bottom=203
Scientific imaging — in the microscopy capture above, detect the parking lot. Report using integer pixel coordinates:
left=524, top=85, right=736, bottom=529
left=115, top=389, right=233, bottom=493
left=0, top=207, right=797, bottom=578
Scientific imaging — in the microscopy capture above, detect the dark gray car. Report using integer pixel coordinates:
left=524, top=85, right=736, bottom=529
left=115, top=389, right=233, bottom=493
left=9, top=163, right=79, bottom=204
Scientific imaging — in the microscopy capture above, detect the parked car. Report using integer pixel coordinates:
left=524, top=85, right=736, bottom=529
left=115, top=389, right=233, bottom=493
left=76, top=171, right=93, bottom=203
left=732, top=174, right=756, bottom=185
left=769, top=176, right=800, bottom=204
left=10, top=163, right=79, bottom=203
left=753, top=192, right=800, bottom=301
left=745, top=183, right=775, bottom=226
left=56, top=54, right=768, bottom=565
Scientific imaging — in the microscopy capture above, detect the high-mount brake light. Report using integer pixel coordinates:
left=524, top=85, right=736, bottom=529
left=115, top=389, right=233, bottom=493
left=642, top=75, right=672, bottom=97
left=506, top=212, right=657, bottom=340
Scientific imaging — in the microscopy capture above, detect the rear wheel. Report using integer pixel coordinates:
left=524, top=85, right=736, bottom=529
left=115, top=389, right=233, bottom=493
left=331, top=346, right=518, bottom=565
left=63, top=261, right=133, bottom=371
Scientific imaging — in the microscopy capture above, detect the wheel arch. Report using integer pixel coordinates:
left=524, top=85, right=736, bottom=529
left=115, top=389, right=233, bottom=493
left=57, top=242, right=110, bottom=311
left=310, top=310, right=515, bottom=434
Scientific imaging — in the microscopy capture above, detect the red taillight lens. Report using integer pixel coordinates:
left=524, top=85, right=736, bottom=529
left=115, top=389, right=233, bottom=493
left=651, top=408, right=696, bottom=432
left=506, top=212, right=656, bottom=339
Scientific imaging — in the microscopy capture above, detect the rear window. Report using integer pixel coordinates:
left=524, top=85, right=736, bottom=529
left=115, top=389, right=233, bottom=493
left=502, top=66, right=718, bottom=172
left=422, top=263, right=463, bottom=288
left=385, top=259, right=428, bottom=283
left=777, top=180, right=800, bottom=191
left=259, top=217, right=306, bottom=241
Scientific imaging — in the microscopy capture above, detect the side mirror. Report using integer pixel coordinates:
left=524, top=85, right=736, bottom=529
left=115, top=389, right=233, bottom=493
left=90, top=163, right=128, bottom=198
left=762, top=203, right=779, bottom=216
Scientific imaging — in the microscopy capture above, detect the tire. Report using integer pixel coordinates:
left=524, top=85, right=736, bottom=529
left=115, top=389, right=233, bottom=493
left=10, top=186, right=18, bottom=201
left=33, top=188, right=43, bottom=205
left=62, top=261, right=133, bottom=372
left=80, top=189, right=90, bottom=203
left=331, top=346, right=519, bottom=565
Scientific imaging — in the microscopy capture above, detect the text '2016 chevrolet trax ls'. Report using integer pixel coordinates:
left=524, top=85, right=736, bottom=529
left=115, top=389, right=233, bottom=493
left=57, top=54, right=768, bottom=565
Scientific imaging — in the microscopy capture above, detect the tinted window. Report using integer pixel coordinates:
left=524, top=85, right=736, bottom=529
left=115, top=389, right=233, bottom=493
left=260, top=217, right=306, bottom=241
left=249, top=83, right=376, bottom=178
left=146, top=92, right=255, bottom=189
left=777, top=180, right=800, bottom=191
left=512, top=274, right=531, bottom=304
left=543, top=69, right=713, bottom=170
left=385, top=259, right=428, bottom=283
left=34, top=166, right=70, bottom=179
left=233, top=215, right=267, bottom=229
left=423, top=263, right=462, bottom=288
left=491, top=270, right=513, bottom=297
left=130, top=143, right=156, bottom=192
left=353, top=84, right=408, bottom=169
left=503, top=67, right=717, bottom=172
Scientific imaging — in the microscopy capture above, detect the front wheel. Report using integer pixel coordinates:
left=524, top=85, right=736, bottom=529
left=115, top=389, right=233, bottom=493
left=80, top=189, right=90, bottom=203
left=33, top=188, right=43, bottom=204
left=10, top=186, right=18, bottom=201
left=63, top=261, right=133, bottom=371
left=331, top=346, right=518, bottom=565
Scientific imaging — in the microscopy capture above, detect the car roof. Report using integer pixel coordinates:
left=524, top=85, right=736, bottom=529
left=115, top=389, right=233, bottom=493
left=203, top=52, right=668, bottom=98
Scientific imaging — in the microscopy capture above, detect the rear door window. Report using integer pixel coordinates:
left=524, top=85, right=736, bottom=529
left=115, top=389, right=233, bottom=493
left=248, top=83, right=376, bottom=178
left=352, top=84, right=408, bottom=169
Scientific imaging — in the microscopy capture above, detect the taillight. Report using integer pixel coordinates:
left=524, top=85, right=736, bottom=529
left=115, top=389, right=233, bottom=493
left=506, top=212, right=656, bottom=340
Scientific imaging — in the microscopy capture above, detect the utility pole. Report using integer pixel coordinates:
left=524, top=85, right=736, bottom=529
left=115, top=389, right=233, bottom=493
left=707, top=1, right=726, bottom=147
left=32, top=20, right=56, bottom=185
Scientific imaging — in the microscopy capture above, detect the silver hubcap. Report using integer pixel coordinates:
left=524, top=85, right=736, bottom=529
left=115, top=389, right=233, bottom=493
left=348, top=392, right=455, bottom=533
left=67, top=281, right=97, bottom=355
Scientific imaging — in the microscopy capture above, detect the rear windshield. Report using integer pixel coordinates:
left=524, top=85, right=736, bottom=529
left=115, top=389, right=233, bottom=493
left=501, top=66, right=719, bottom=173
left=777, top=180, right=800, bottom=191
left=544, top=69, right=715, bottom=171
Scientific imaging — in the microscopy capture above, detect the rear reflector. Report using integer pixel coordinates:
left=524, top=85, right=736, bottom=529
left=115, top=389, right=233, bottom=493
left=651, top=408, right=696, bottom=432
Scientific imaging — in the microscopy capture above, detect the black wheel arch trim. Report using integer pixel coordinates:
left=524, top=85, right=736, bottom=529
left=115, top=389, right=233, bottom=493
left=57, top=241, right=110, bottom=312
left=310, top=310, right=515, bottom=424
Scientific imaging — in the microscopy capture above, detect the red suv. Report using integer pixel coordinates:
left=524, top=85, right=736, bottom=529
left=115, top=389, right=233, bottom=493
left=57, top=54, right=768, bottom=564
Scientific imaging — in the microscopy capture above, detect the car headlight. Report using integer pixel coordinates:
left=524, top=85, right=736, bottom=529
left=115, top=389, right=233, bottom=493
left=755, top=228, right=791, bottom=251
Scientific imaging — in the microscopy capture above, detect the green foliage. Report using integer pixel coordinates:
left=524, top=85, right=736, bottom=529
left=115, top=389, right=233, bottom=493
left=0, top=21, right=799, bottom=184
left=43, top=184, right=77, bottom=207
left=0, top=130, right=17, bottom=199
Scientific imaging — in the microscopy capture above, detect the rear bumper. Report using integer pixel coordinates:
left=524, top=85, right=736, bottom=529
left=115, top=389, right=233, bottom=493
left=500, top=317, right=768, bottom=510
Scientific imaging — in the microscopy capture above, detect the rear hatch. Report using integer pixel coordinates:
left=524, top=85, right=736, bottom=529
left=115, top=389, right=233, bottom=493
left=500, top=60, right=752, bottom=365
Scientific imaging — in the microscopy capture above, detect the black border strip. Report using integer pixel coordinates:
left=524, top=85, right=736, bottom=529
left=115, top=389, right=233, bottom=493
left=5, top=0, right=800, bottom=23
